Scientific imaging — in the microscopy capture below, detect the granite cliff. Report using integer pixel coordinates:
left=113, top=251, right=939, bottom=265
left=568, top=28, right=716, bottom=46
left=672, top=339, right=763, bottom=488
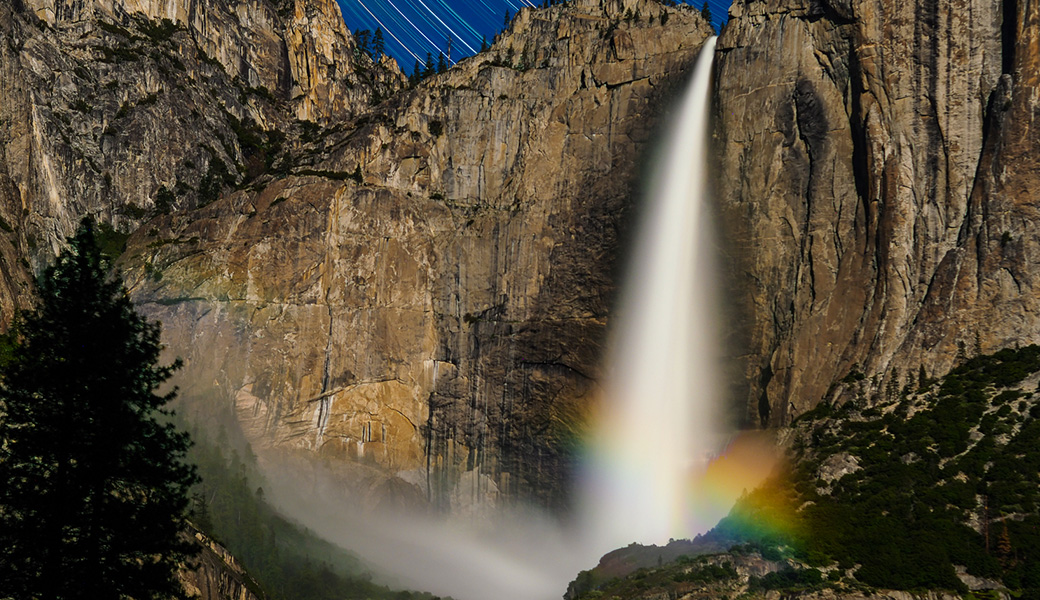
left=0, top=0, right=402, bottom=322
left=123, top=0, right=713, bottom=513
left=0, top=0, right=714, bottom=512
left=179, top=528, right=265, bottom=600
left=715, top=0, right=1040, bottom=425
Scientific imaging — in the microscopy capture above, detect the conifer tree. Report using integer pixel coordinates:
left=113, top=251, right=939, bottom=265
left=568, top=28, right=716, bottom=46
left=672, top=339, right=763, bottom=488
left=355, top=29, right=372, bottom=58
left=372, top=27, right=385, bottom=59
left=423, top=52, right=435, bottom=78
left=0, top=218, right=197, bottom=600
left=411, top=59, right=422, bottom=85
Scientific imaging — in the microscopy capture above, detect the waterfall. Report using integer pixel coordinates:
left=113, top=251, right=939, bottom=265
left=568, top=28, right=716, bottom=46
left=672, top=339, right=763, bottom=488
left=581, top=36, right=723, bottom=554
left=261, top=37, right=731, bottom=600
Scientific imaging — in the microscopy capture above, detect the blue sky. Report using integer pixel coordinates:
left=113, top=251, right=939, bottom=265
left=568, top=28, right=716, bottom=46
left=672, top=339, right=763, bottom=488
left=336, top=0, right=732, bottom=72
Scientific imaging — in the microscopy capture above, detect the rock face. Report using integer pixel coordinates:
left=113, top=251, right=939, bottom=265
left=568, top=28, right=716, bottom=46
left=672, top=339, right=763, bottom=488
left=8, top=0, right=1039, bottom=522
left=715, top=0, right=1040, bottom=424
left=0, top=0, right=714, bottom=512
left=179, top=528, right=264, bottom=600
left=0, top=0, right=402, bottom=325
left=123, top=0, right=712, bottom=512
left=21, top=0, right=400, bottom=124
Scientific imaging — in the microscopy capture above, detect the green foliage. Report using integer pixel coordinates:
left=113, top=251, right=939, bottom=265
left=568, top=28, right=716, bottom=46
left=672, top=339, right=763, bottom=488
left=672, top=562, right=738, bottom=584
left=100, top=44, right=140, bottom=63
left=155, top=185, right=176, bottom=214
left=295, top=168, right=359, bottom=182
left=98, top=20, right=131, bottom=38
left=423, top=52, right=435, bottom=78
left=410, top=60, right=422, bottom=86
left=228, top=115, right=284, bottom=180
left=721, top=345, right=1040, bottom=593
left=373, top=28, right=385, bottom=58
left=0, top=328, right=17, bottom=370
left=143, top=260, right=163, bottom=282
left=95, top=221, right=130, bottom=262
left=122, top=202, right=148, bottom=220
left=748, top=568, right=822, bottom=591
left=139, top=18, right=178, bottom=43
left=198, top=155, right=235, bottom=206
left=298, top=120, right=322, bottom=144
left=571, top=553, right=742, bottom=600
left=354, top=28, right=373, bottom=58
left=0, top=218, right=197, bottom=599
left=71, top=97, right=92, bottom=112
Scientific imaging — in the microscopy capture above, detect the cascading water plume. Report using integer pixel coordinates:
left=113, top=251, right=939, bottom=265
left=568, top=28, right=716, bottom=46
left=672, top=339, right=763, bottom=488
left=263, top=36, right=756, bottom=600
left=580, top=36, right=725, bottom=556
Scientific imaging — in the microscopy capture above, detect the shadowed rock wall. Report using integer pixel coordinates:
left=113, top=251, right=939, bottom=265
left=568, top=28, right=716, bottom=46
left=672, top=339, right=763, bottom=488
left=715, top=0, right=1040, bottom=424
left=110, top=0, right=714, bottom=511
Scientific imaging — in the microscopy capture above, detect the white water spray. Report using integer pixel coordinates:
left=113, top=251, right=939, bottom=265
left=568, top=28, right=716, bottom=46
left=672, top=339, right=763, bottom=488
left=581, top=35, right=724, bottom=555
left=262, top=37, right=727, bottom=600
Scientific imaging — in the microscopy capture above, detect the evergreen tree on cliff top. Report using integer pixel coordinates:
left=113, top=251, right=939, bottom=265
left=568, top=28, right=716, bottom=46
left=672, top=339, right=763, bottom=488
left=0, top=218, right=197, bottom=600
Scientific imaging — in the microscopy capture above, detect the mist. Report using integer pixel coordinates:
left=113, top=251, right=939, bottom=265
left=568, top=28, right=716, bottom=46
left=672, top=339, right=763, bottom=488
left=250, top=38, right=742, bottom=600
left=259, top=455, right=594, bottom=600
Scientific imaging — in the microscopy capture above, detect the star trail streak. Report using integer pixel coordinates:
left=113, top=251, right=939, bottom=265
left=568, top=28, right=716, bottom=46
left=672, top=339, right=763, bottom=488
left=336, top=0, right=732, bottom=71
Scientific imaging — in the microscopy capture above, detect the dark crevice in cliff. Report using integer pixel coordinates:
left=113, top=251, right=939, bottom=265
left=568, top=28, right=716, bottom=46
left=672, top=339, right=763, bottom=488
left=803, top=0, right=855, bottom=25
left=848, top=47, right=871, bottom=207
left=1002, top=0, right=1017, bottom=74
left=757, top=363, right=773, bottom=427
left=967, top=74, right=1013, bottom=249
left=915, top=0, right=941, bottom=217
left=793, top=79, right=825, bottom=308
left=277, top=39, right=293, bottom=100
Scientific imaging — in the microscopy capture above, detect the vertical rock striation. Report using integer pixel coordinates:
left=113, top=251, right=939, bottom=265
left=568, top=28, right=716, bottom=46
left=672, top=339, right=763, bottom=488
left=0, top=0, right=721, bottom=512
left=121, top=0, right=713, bottom=512
left=715, top=0, right=1039, bottom=424
left=0, top=0, right=402, bottom=324
left=179, top=528, right=264, bottom=600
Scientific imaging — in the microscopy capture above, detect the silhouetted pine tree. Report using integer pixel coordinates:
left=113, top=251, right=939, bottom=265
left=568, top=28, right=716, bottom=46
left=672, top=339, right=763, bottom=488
left=423, top=52, right=435, bottom=78
left=355, top=29, right=372, bottom=58
left=411, top=59, right=422, bottom=85
left=372, top=27, right=385, bottom=59
left=0, top=218, right=197, bottom=600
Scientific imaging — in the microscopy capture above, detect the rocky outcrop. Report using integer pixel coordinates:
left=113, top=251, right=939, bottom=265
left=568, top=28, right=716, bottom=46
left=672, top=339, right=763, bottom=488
left=0, top=0, right=401, bottom=326
left=715, top=0, right=1040, bottom=424
left=179, top=528, right=265, bottom=600
left=21, top=0, right=401, bottom=124
left=0, top=0, right=716, bottom=516
left=566, top=545, right=976, bottom=600
left=119, top=0, right=713, bottom=512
